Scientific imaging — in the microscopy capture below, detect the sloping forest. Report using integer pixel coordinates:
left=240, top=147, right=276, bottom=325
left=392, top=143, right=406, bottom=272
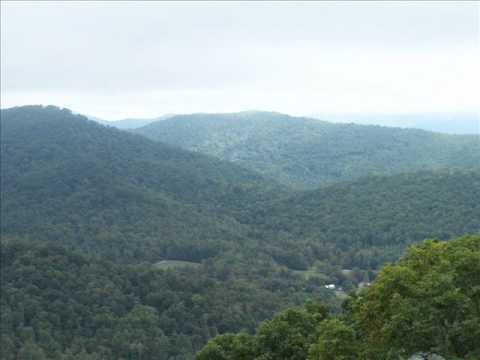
left=1, top=106, right=479, bottom=359
left=134, top=111, right=480, bottom=189
left=196, top=235, right=480, bottom=360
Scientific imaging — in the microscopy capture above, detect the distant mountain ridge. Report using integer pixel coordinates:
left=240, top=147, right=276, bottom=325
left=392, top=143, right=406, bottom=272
left=310, top=112, right=479, bottom=135
left=2, top=105, right=479, bottom=359
left=134, top=111, right=480, bottom=189
left=3, top=106, right=478, bottom=268
left=90, top=114, right=174, bottom=129
left=88, top=110, right=480, bottom=134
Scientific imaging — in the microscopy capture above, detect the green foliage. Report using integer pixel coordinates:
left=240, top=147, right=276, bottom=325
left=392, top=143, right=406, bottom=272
left=351, top=235, right=480, bottom=359
left=1, top=241, right=335, bottom=359
left=2, top=106, right=479, bottom=359
left=254, top=171, right=480, bottom=269
left=134, top=111, right=480, bottom=189
left=4, top=106, right=478, bottom=273
left=196, top=303, right=328, bottom=360
left=308, top=319, right=357, bottom=360
left=1, top=105, right=285, bottom=263
left=254, top=304, right=328, bottom=360
left=197, top=236, right=480, bottom=359
left=17, top=342, right=48, bottom=360
left=195, top=333, right=255, bottom=360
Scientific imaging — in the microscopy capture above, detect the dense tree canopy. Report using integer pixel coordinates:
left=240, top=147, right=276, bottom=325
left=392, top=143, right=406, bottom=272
left=134, top=111, right=480, bottom=189
left=351, top=235, right=480, bottom=359
left=1, top=106, right=284, bottom=263
left=4, top=106, right=478, bottom=274
left=1, top=106, right=479, bottom=359
left=0, top=240, right=338, bottom=359
left=197, top=235, right=480, bottom=360
left=252, top=170, right=480, bottom=267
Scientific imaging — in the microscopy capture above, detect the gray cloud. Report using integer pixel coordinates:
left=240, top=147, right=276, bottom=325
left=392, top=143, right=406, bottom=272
left=1, top=1, right=478, bottom=118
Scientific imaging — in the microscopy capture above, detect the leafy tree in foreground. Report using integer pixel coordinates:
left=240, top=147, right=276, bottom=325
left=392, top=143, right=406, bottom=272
left=196, top=303, right=328, bottom=360
left=307, top=318, right=357, bottom=360
left=196, top=235, right=480, bottom=360
left=195, top=333, right=255, bottom=360
left=254, top=303, right=328, bottom=360
left=352, top=235, right=480, bottom=359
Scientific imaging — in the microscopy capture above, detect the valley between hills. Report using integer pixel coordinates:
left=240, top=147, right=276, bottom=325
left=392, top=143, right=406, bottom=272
left=1, top=105, right=479, bottom=359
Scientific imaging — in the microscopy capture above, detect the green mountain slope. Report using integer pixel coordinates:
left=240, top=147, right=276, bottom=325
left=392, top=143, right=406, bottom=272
left=0, top=106, right=335, bottom=359
left=2, top=106, right=478, bottom=270
left=1, top=106, right=284, bottom=262
left=1, top=240, right=335, bottom=360
left=249, top=171, right=480, bottom=270
left=196, top=235, right=480, bottom=360
left=134, top=111, right=480, bottom=189
left=2, top=105, right=479, bottom=359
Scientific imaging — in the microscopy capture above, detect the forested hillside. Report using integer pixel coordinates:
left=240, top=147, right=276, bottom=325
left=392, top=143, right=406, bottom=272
left=1, top=105, right=284, bottom=262
left=3, top=1, right=478, bottom=359
left=197, top=235, right=480, bottom=360
left=1, top=105, right=479, bottom=359
left=0, top=106, right=334, bottom=358
left=134, top=111, right=480, bottom=189
left=3, top=106, right=478, bottom=272
left=0, top=240, right=336, bottom=360
left=249, top=171, right=480, bottom=270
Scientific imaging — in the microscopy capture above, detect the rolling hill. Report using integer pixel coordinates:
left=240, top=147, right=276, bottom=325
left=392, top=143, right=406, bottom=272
left=134, top=111, right=480, bottom=189
left=249, top=171, right=480, bottom=269
left=1, top=107, right=338, bottom=360
left=257, top=171, right=480, bottom=241
left=1, top=105, right=285, bottom=263
left=2, top=106, right=478, bottom=270
left=1, top=105, right=479, bottom=359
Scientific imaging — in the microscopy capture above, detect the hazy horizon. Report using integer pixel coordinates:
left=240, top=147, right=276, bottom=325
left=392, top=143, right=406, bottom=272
left=2, top=1, right=479, bottom=119
left=1, top=103, right=478, bottom=135
left=2, top=103, right=477, bottom=120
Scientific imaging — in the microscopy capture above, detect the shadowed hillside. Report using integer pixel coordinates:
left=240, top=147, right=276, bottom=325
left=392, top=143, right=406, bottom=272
left=2, top=105, right=479, bottom=359
left=1, top=105, right=285, bottom=262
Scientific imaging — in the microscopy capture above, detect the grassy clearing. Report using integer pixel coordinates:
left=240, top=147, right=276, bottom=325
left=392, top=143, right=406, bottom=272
left=154, top=260, right=202, bottom=270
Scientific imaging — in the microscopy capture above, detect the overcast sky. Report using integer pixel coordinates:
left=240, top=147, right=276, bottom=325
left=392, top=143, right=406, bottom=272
left=1, top=1, right=479, bottom=120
